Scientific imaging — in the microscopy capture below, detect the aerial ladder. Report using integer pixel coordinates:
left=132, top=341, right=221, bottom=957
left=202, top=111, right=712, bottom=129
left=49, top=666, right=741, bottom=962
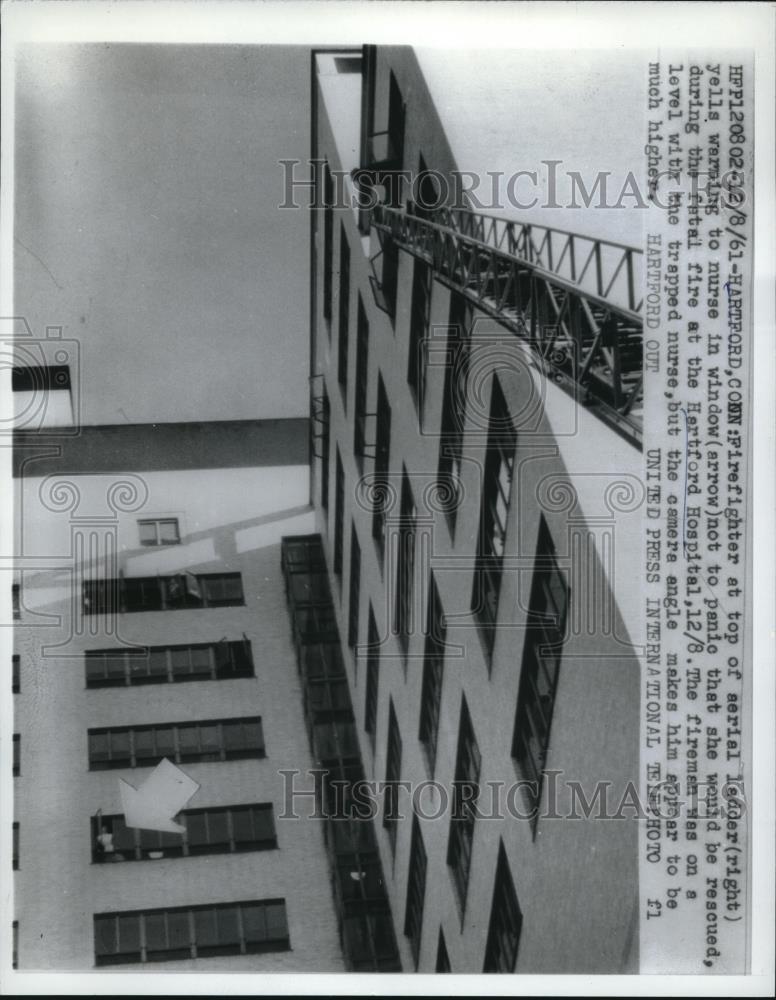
left=368, top=201, right=644, bottom=448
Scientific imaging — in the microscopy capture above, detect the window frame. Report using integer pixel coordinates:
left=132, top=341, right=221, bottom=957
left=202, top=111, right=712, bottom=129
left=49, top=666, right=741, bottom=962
left=471, top=376, right=517, bottom=661
left=418, top=574, right=445, bottom=775
left=347, top=525, right=361, bottom=648
left=511, top=517, right=568, bottom=830
left=91, top=803, right=277, bottom=863
left=364, top=605, right=380, bottom=752
left=137, top=518, right=180, bottom=547
left=337, top=223, right=351, bottom=406
left=82, top=572, right=244, bottom=615
left=483, top=841, right=523, bottom=972
left=93, top=899, right=290, bottom=965
left=383, top=699, right=402, bottom=855
left=403, top=814, right=428, bottom=969
left=371, top=374, right=392, bottom=564
left=407, top=257, right=431, bottom=417
left=85, top=639, right=254, bottom=688
left=437, top=293, right=472, bottom=536
left=446, top=697, right=480, bottom=913
left=393, top=469, right=416, bottom=659
left=87, top=717, right=265, bottom=770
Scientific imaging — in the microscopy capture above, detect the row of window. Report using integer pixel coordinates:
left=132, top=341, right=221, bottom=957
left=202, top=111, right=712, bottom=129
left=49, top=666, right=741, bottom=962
left=94, top=899, right=289, bottom=965
left=82, top=573, right=244, bottom=615
left=88, top=717, right=264, bottom=770
left=92, top=804, right=276, bottom=863
left=85, top=640, right=253, bottom=687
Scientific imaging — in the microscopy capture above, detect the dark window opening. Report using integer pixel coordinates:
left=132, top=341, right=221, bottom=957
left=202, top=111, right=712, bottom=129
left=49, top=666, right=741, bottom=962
left=353, top=296, right=370, bottom=469
left=393, top=469, right=416, bottom=658
left=383, top=699, right=402, bottom=855
left=483, top=841, right=523, bottom=972
left=88, top=717, right=264, bottom=770
left=471, top=377, right=517, bottom=660
left=323, top=163, right=334, bottom=326
left=437, top=293, right=472, bottom=534
left=446, top=697, right=480, bottom=911
left=83, top=572, right=244, bottom=615
left=372, top=374, right=391, bottom=562
left=91, top=804, right=276, bottom=863
left=85, top=639, right=254, bottom=688
left=334, top=449, right=345, bottom=578
left=348, top=525, right=361, bottom=648
left=94, top=899, right=289, bottom=965
left=338, top=225, right=351, bottom=405
left=404, top=815, right=428, bottom=968
left=407, top=258, right=431, bottom=416
left=364, top=605, right=380, bottom=751
left=510, top=518, right=568, bottom=827
left=418, top=574, right=445, bottom=774
left=321, top=387, right=331, bottom=512
left=435, top=927, right=451, bottom=972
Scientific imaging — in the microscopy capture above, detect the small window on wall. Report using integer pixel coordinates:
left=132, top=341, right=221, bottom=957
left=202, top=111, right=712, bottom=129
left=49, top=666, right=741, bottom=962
left=12, top=584, right=20, bottom=620
left=138, top=519, right=180, bottom=547
left=13, top=655, right=20, bottom=693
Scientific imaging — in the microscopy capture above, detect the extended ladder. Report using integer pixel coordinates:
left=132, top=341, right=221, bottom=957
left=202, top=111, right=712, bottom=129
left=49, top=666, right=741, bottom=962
left=370, top=203, right=644, bottom=447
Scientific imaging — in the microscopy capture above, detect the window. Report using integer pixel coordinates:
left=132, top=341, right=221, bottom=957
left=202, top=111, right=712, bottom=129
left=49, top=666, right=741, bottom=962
left=436, top=927, right=451, bottom=972
left=483, top=841, right=523, bottom=972
left=12, top=822, right=19, bottom=870
left=394, top=469, right=416, bottom=658
left=471, top=377, right=517, bottom=659
left=13, top=655, right=20, bottom=694
left=83, top=572, right=244, bottom=614
left=12, top=584, right=20, bottom=621
left=353, top=295, right=369, bottom=469
left=413, top=154, right=440, bottom=221
left=387, top=71, right=406, bottom=183
left=383, top=699, right=402, bottom=854
left=13, top=735, right=20, bottom=776
left=404, top=815, right=428, bottom=968
left=407, top=258, right=431, bottom=415
left=418, top=574, right=445, bottom=774
left=12, top=921, right=18, bottom=970
left=381, top=239, right=399, bottom=322
left=446, top=697, right=480, bottom=910
left=88, top=717, right=264, bottom=770
left=511, top=518, right=568, bottom=824
left=12, top=365, right=71, bottom=391
left=94, top=899, right=289, bottom=965
left=91, top=804, right=276, bottom=863
left=85, top=639, right=254, bottom=688
left=321, top=386, right=331, bottom=512
left=438, top=293, right=472, bottom=533
left=334, top=56, right=362, bottom=74
left=13, top=365, right=73, bottom=427
left=372, top=374, right=391, bottom=561
left=301, top=641, right=350, bottom=721
left=323, top=163, right=334, bottom=326
left=364, top=605, right=380, bottom=750
left=338, top=225, right=351, bottom=404
left=137, top=518, right=180, bottom=547
left=348, top=525, right=361, bottom=648
left=334, top=449, right=345, bottom=578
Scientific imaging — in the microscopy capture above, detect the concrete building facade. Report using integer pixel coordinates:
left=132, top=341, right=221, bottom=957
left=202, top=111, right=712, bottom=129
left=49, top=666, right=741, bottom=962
left=306, top=46, right=644, bottom=973
left=11, top=420, right=347, bottom=971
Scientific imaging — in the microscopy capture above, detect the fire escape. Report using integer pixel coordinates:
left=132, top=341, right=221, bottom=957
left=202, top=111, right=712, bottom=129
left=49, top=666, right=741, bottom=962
left=355, top=47, right=644, bottom=448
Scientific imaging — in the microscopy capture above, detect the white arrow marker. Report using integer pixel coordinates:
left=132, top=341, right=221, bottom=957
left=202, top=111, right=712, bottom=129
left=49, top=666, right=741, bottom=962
left=119, top=758, right=200, bottom=834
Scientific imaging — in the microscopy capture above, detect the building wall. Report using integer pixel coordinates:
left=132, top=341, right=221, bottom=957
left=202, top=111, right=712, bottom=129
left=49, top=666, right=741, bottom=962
left=12, top=449, right=346, bottom=971
left=311, top=47, right=641, bottom=973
